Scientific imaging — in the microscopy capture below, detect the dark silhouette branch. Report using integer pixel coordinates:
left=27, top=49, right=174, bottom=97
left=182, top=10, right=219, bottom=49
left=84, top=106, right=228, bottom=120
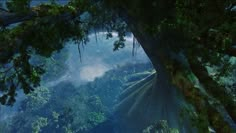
left=0, top=6, right=82, bottom=27
left=0, top=10, right=36, bottom=26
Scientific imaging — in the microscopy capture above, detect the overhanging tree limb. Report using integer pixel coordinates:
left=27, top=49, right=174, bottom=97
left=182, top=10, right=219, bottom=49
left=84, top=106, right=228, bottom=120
left=0, top=11, right=36, bottom=26
left=189, top=59, right=236, bottom=123
left=0, top=5, right=82, bottom=27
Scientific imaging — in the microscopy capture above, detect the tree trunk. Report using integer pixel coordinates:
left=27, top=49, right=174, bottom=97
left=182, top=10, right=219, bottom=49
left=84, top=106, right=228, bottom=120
left=113, top=14, right=194, bottom=132
left=114, top=10, right=236, bottom=132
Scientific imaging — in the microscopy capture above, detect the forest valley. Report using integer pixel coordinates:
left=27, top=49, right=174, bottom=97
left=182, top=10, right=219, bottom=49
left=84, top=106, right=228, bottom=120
left=0, top=0, right=236, bottom=132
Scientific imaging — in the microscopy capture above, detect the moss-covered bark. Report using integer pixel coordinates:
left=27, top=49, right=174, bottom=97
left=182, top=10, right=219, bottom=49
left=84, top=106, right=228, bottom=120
left=190, top=59, right=236, bottom=123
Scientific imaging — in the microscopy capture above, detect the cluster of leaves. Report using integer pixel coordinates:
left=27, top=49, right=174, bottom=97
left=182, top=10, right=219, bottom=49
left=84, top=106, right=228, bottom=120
left=142, top=120, right=179, bottom=133
left=30, top=48, right=69, bottom=82
left=174, top=0, right=236, bottom=67
left=0, top=0, right=132, bottom=105
left=21, top=86, right=51, bottom=111
left=6, top=0, right=31, bottom=13
left=0, top=2, right=88, bottom=105
left=0, top=52, right=45, bottom=105
left=31, top=117, right=48, bottom=133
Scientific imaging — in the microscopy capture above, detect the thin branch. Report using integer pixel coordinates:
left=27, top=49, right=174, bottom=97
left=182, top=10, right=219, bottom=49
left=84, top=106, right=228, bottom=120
left=0, top=66, right=13, bottom=74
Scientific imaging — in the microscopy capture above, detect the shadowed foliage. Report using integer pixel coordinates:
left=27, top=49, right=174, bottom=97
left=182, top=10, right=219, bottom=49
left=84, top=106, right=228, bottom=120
left=0, top=0, right=236, bottom=132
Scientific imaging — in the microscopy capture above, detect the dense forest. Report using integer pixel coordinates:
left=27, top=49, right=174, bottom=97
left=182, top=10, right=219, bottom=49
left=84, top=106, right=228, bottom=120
left=0, top=0, right=236, bottom=132
left=0, top=43, right=154, bottom=132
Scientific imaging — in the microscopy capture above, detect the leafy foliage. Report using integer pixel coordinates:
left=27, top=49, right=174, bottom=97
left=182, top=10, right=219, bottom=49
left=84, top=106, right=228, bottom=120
left=21, top=86, right=51, bottom=111
left=6, top=0, right=31, bottom=13
left=0, top=61, right=153, bottom=133
left=32, top=117, right=48, bottom=133
left=142, top=120, right=179, bottom=133
left=0, top=0, right=236, bottom=132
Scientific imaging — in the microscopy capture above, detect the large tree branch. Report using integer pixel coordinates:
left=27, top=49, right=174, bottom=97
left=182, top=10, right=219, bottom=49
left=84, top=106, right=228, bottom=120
left=0, top=11, right=36, bottom=26
left=189, top=59, right=236, bottom=123
left=168, top=58, right=236, bottom=132
left=0, top=8, right=84, bottom=64
left=0, top=5, right=82, bottom=27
